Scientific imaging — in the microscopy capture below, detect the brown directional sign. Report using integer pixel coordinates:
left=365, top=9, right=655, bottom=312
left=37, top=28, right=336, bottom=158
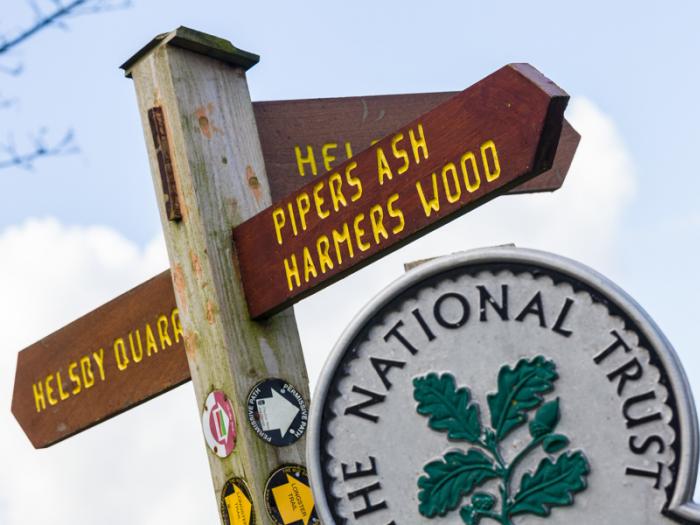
left=12, top=83, right=579, bottom=448
left=254, top=93, right=577, bottom=202
left=11, top=272, right=190, bottom=448
left=234, top=64, right=569, bottom=319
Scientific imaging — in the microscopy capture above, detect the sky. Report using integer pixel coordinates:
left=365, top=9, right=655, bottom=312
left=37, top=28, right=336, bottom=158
left=0, top=1, right=698, bottom=523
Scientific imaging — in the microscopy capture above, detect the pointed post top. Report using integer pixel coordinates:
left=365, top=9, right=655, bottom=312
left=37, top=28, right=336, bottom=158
left=120, top=26, right=259, bottom=77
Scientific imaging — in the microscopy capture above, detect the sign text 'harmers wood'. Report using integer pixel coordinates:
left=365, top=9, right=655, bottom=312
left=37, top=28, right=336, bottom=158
left=233, top=64, right=569, bottom=318
left=12, top=88, right=578, bottom=448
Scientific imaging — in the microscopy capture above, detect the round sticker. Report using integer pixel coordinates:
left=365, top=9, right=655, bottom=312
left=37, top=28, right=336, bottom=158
left=247, top=378, right=308, bottom=446
left=202, top=390, right=236, bottom=457
left=264, top=465, right=319, bottom=525
left=308, top=247, right=700, bottom=524
left=221, top=477, right=254, bottom=525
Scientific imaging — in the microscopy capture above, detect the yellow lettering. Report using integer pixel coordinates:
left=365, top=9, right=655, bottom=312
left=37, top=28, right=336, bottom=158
left=32, top=381, right=46, bottom=413
left=296, top=193, right=311, bottom=231
left=481, top=140, right=500, bottom=182
left=332, top=223, right=354, bottom=265
left=287, top=202, right=298, bottom=236
left=376, top=147, right=393, bottom=185
left=272, top=208, right=286, bottom=245
left=409, top=123, right=429, bottom=164
left=45, top=375, right=58, bottom=406
left=294, top=145, right=317, bottom=177
left=284, top=254, right=301, bottom=291
left=416, top=173, right=441, bottom=217
left=313, top=181, right=330, bottom=219
left=387, top=194, right=405, bottom=234
left=344, top=142, right=353, bottom=159
left=316, top=235, right=334, bottom=273
left=129, top=330, right=143, bottom=363
left=321, top=143, right=337, bottom=171
left=157, top=315, right=173, bottom=350
left=328, top=172, right=347, bottom=212
left=172, top=309, right=183, bottom=343
left=93, top=348, right=106, bottom=382
left=145, top=324, right=158, bottom=356
left=56, top=371, right=69, bottom=401
left=302, top=246, right=318, bottom=283
left=441, top=162, right=461, bottom=203
left=114, top=339, right=129, bottom=371
left=391, top=133, right=409, bottom=174
left=345, top=161, right=362, bottom=202
left=353, top=214, right=370, bottom=252
left=461, top=151, right=481, bottom=192
left=68, top=362, right=81, bottom=395
left=81, top=356, right=95, bottom=389
left=369, top=204, right=389, bottom=244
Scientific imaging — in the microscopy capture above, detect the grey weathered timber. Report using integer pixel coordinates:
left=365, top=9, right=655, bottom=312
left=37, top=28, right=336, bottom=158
left=123, top=27, right=310, bottom=524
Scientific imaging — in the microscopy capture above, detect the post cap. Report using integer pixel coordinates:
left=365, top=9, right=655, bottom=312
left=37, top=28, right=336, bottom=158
left=120, top=26, right=259, bottom=77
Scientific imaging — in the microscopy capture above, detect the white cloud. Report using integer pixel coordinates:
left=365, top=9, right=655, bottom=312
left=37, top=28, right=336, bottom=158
left=0, top=219, right=217, bottom=525
left=0, top=97, right=637, bottom=524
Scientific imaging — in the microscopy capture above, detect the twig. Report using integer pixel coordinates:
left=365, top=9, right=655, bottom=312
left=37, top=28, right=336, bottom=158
left=0, top=129, right=78, bottom=170
left=0, top=0, right=89, bottom=55
left=0, top=0, right=131, bottom=56
left=0, top=93, right=18, bottom=109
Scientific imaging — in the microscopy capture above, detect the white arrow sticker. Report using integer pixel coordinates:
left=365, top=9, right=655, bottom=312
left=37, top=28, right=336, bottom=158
left=256, top=388, right=300, bottom=436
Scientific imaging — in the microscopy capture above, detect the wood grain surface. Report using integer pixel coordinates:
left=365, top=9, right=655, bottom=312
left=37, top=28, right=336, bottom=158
left=234, top=64, right=569, bottom=318
left=127, top=29, right=313, bottom=525
left=254, top=92, right=578, bottom=202
left=11, top=271, right=189, bottom=448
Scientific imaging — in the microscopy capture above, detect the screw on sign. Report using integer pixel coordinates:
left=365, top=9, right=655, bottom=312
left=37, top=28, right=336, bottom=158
left=308, top=247, right=700, bottom=524
left=202, top=390, right=236, bottom=458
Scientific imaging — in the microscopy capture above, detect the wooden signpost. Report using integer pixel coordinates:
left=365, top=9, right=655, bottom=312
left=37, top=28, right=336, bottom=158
left=11, top=26, right=577, bottom=525
left=12, top=93, right=579, bottom=448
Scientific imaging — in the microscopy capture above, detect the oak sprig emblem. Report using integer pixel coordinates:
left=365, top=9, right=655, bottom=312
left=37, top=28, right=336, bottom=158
left=413, top=356, right=589, bottom=525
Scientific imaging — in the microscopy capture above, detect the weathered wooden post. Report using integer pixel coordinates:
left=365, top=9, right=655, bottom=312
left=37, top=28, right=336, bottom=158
left=122, top=27, right=311, bottom=524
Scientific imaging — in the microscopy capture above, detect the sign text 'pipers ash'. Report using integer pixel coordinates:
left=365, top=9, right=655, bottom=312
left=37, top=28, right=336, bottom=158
left=233, top=63, right=569, bottom=318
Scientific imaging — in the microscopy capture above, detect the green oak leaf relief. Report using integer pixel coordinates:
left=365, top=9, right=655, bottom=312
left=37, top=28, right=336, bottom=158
left=413, top=373, right=482, bottom=443
left=414, top=356, right=589, bottom=525
left=510, top=451, right=589, bottom=517
left=487, top=356, right=558, bottom=441
left=418, top=449, right=498, bottom=517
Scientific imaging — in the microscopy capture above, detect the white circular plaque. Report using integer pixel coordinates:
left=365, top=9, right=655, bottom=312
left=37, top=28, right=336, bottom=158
left=308, top=247, right=700, bottom=524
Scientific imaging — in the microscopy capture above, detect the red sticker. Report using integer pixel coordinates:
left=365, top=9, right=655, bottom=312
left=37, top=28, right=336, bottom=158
left=202, top=390, right=236, bottom=457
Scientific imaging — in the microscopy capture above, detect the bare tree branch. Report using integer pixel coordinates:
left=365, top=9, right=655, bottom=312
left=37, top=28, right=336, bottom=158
left=0, top=0, right=89, bottom=55
left=0, top=0, right=131, bottom=172
left=0, top=63, right=23, bottom=76
left=69, top=0, right=132, bottom=17
left=0, top=129, right=78, bottom=170
left=0, top=0, right=131, bottom=56
left=0, top=93, right=18, bottom=109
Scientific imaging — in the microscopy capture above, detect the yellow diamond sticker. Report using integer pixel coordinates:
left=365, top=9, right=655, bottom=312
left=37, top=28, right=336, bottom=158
left=221, top=478, right=253, bottom=525
left=265, top=465, right=319, bottom=525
